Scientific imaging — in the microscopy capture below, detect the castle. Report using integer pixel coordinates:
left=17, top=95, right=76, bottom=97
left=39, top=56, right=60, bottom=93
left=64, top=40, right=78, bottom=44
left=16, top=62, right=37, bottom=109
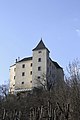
left=9, top=39, right=64, bottom=94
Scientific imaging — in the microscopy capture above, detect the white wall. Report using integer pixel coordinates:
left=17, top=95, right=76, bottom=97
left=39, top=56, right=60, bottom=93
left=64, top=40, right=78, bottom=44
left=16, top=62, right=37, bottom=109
left=15, top=60, right=32, bottom=90
left=9, top=64, right=16, bottom=94
left=32, top=49, right=49, bottom=88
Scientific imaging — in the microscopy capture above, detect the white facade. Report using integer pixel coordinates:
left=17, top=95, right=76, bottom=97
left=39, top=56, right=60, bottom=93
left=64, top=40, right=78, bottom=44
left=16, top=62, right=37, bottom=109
left=32, top=49, right=49, bottom=88
left=15, top=59, right=32, bottom=91
left=9, top=40, right=64, bottom=93
left=9, top=64, right=16, bottom=94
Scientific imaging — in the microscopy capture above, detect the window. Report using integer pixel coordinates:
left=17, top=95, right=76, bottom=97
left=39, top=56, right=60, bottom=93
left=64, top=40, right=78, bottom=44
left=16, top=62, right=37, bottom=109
left=22, top=72, right=25, bottom=76
left=47, top=67, right=49, bottom=72
left=30, top=71, right=32, bottom=75
left=38, top=58, right=41, bottom=62
left=14, top=76, right=15, bottom=79
left=47, top=59, right=49, bottom=64
left=22, top=81, right=24, bottom=84
left=52, top=66, right=53, bottom=69
left=50, top=71, right=51, bottom=75
left=14, top=68, right=16, bottom=72
left=38, top=66, right=41, bottom=71
left=30, top=63, right=32, bottom=67
left=50, top=62, right=51, bottom=66
left=30, top=81, right=32, bottom=83
left=38, top=76, right=40, bottom=79
left=38, top=51, right=42, bottom=53
left=22, top=64, right=25, bottom=68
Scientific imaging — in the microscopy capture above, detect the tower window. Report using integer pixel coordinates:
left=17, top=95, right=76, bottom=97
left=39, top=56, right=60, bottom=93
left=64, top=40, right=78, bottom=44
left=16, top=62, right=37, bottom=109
left=14, top=76, right=15, bottom=79
left=14, top=68, right=16, bottom=72
left=22, top=81, right=24, bottom=84
left=30, top=71, right=32, bottom=75
left=22, top=72, right=25, bottom=76
left=38, top=51, right=42, bottom=53
left=22, top=64, right=25, bottom=68
left=38, top=58, right=41, bottom=62
left=38, top=66, right=41, bottom=71
left=38, top=76, right=40, bottom=79
left=30, top=63, right=32, bottom=67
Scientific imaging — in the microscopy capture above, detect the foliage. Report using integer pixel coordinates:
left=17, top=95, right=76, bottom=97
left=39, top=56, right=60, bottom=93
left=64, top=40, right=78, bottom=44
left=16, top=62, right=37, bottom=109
left=0, top=59, right=80, bottom=119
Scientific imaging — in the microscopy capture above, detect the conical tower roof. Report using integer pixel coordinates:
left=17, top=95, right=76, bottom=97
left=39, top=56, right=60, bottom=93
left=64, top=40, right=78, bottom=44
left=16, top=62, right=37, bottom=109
left=33, top=39, right=50, bottom=52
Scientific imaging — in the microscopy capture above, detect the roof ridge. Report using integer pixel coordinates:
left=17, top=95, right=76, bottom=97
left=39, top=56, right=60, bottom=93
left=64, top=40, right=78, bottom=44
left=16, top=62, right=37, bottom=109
left=32, top=39, right=49, bottom=51
left=17, top=57, right=32, bottom=63
left=49, top=57, right=62, bottom=69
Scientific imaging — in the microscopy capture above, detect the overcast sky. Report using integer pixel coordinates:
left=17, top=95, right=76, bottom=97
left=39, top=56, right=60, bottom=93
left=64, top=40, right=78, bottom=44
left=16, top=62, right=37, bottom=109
left=0, top=0, right=80, bottom=84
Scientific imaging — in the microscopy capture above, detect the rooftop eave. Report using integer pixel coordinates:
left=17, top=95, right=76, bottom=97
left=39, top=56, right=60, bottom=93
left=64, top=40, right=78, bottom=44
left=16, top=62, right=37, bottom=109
left=32, top=47, right=50, bottom=52
left=10, top=64, right=16, bottom=67
left=17, top=57, right=32, bottom=63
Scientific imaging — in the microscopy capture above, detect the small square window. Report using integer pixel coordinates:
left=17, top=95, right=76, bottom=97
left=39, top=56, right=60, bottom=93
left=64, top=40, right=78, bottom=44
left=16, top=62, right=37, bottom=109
left=14, top=76, right=15, bottom=79
left=38, top=66, right=41, bottom=71
left=22, top=72, right=25, bottom=76
left=30, top=63, right=32, bottom=67
left=38, top=51, right=42, bottom=53
left=14, top=68, right=16, bottom=72
left=22, top=64, right=25, bottom=68
left=38, top=76, right=40, bottom=79
left=22, top=82, right=24, bottom=84
left=38, top=58, right=41, bottom=62
left=30, top=81, right=32, bottom=83
left=30, top=71, right=32, bottom=75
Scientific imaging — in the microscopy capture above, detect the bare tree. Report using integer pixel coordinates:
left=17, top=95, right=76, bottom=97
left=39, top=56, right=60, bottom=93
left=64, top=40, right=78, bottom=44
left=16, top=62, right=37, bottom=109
left=0, top=84, right=9, bottom=98
left=66, top=59, right=80, bottom=120
left=35, top=73, right=55, bottom=91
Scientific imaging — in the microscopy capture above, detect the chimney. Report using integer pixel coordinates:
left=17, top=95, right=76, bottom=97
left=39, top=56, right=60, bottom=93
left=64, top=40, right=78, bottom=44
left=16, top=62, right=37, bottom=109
left=16, top=59, right=17, bottom=63
left=18, top=57, right=20, bottom=61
